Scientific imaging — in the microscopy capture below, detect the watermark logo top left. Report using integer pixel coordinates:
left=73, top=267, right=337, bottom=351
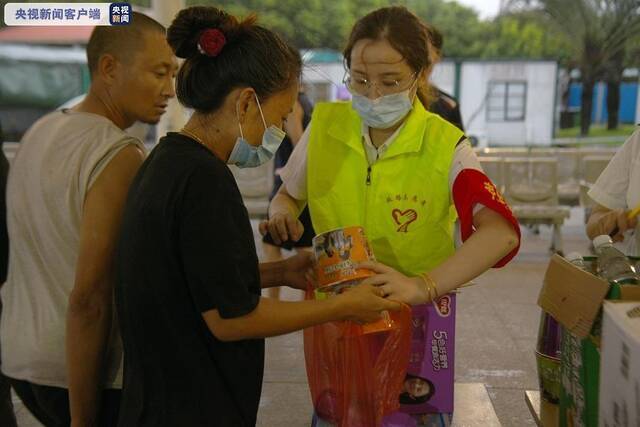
left=4, top=3, right=132, bottom=26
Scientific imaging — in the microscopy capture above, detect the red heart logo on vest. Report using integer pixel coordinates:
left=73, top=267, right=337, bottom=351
left=392, top=209, right=418, bottom=233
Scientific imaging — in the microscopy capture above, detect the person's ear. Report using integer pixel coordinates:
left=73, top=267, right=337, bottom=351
left=96, top=53, right=120, bottom=85
left=235, top=87, right=256, bottom=125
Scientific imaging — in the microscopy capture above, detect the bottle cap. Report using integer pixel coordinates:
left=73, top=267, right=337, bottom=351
left=565, top=252, right=583, bottom=263
left=593, top=234, right=613, bottom=250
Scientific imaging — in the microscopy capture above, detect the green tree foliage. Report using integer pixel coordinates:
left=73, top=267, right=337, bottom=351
left=479, top=12, right=572, bottom=61
left=507, top=0, right=640, bottom=134
left=187, top=0, right=573, bottom=63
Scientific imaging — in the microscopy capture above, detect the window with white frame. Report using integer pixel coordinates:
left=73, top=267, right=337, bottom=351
left=486, top=81, right=527, bottom=122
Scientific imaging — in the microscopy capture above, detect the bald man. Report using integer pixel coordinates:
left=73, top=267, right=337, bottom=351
left=0, top=12, right=177, bottom=426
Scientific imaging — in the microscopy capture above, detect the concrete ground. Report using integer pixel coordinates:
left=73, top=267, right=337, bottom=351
left=14, top=208, right=593, bottom=426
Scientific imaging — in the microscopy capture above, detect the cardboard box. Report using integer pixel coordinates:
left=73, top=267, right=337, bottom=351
left=598, top=301, right=640, bottom=427
left=398, top=294, right=456, bottom=415
left=538, top=255, right=609, bottom=340
left=537, top=255, right=640, bottom=427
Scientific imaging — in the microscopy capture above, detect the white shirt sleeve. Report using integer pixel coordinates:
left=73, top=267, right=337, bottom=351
left=279, top=124, right=310, bottom=201
left=449, top=139, right=486, bottom=215
left=588, top=130, right=640, bottom=210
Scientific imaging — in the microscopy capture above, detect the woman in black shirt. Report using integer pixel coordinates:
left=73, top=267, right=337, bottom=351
left=115, top=6, right=399, bottom=427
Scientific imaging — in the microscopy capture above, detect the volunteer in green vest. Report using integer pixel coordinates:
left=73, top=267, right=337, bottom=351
left=263, top=7, right=521, bottom=425
left=262, top=6, right=521, bottom=305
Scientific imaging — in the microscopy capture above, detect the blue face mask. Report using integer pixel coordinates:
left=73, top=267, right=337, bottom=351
left=350, top=83, right=417, bottom=129
left=228, top=93, right=286, bottom=168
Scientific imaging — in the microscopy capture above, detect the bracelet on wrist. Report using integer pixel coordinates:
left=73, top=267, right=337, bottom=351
left=418, top=273, right=439, bottom=302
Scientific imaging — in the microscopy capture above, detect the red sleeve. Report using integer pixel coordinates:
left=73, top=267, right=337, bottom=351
left=452, top=169, right=520, bottom=268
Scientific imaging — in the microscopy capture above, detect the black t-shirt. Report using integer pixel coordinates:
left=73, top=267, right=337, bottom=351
left=115, top=133, right=263, bottom=427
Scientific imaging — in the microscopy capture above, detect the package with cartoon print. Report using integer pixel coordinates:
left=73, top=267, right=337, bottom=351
left=384, top=295, right=457, bottom=418
left=313, top=226, right=376, bottom=292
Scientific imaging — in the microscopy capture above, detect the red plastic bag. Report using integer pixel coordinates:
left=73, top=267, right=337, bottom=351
left=304, top=289, right=412, bottom=427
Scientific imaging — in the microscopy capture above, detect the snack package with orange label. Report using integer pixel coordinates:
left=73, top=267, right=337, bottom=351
left=313, top=226, right=394, bottom=335
left=313, top=226, right=375, bottom=293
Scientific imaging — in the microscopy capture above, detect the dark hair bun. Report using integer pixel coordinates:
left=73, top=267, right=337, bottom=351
left=167, top=6, right=254, bottom=59
left=167, top=6, right=301, bottom=113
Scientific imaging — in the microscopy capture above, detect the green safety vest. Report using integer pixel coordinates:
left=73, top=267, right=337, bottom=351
left=307, top=99, right=464, bottom=275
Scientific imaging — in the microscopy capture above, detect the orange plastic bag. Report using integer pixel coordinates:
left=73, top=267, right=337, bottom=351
left=304, top=290, right=412, bottom=427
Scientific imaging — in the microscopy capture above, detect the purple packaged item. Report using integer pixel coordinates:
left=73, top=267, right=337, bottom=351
left=381, top=295, right=456, bottom=426
left=399, top=294, right=456, bottom=415
left=537, top=313, right=562, bottom=358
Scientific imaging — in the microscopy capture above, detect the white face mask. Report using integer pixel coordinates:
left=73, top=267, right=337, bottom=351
left=228, top=93, right=286, bottom=168
left=347, top=77, right=419, bottom=129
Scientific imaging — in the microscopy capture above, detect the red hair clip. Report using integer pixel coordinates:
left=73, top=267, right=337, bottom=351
left=197, top=28, right=226, bottom=57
